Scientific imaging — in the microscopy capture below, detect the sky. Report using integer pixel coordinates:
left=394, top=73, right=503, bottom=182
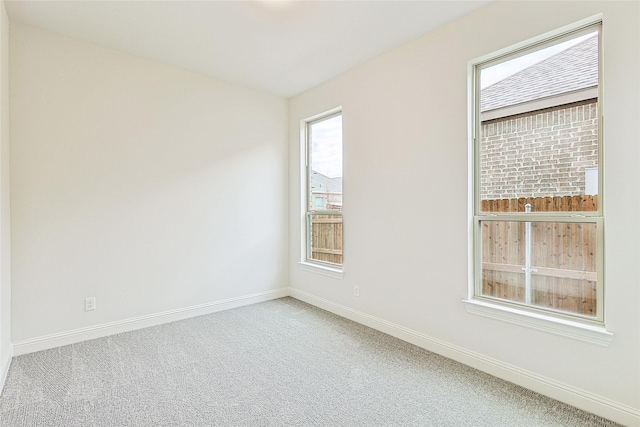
left=310, top=115, right=342, bottom=178
left=481, top=32, right=595, bottom=88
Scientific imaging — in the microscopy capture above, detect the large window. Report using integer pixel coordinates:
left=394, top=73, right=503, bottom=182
left=472, top=24, right=603, bottom=324
left=304, top=110, right=343, bottom=268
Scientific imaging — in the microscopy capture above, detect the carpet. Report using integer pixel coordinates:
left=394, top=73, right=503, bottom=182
left=0, top=297, right=623, bottom=426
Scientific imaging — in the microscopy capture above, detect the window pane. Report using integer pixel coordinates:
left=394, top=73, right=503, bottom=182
left=306, top=112, right=343, bottom=267
left=479, top=31, right=599, bottom=213
left=480, top=221, right=597, bottom=318
left=309, top=115, right=342, bottom=211
left=307, top=213, right=343, bottom=265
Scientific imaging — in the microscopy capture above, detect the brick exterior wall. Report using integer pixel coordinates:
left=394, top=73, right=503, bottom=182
left=481, top=101, right=598, bottom=200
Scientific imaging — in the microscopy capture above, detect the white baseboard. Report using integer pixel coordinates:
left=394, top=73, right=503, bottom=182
left=0, top=344, right=12, bottom=395
left=289, top=288, right=639, bottom=427
left=13, top=288, right=289, bottom=356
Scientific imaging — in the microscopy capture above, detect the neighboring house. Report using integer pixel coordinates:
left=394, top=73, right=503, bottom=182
left=480, top=34, right=598, bottom=200
left=309, top=170, right=342, bottom=210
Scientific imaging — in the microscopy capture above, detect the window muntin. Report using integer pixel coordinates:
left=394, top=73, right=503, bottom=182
left=305, top=112, right=343, bottom=267
left=473, top=24, right=603, bottom=323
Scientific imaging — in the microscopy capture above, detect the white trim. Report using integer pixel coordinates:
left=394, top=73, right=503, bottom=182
left=12, top=288, right=289, bottom=356
left=302, top=107, right=343, bottom=268
left=298, top=261, right=343, bottom=279
left=303, top=106, right=342, bottom=124
left=469, top=14, right=604, bottom=67
left=0, top=345, right=13, bottom=395
left=463, top=299, right=613, bottom=346
left=289, top=288, right=637, bottom=427
left=469, top=18, right=605, bottom=326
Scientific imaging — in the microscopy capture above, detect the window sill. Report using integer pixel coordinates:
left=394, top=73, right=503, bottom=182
left=463, top=299, right=613, bottom=346
left=298, top=262, right=343, bottom=280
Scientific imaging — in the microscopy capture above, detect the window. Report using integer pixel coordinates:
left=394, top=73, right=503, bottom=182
left=303, top=110, right=343, bottom=268
left=471, top=24, right=603, bottom=325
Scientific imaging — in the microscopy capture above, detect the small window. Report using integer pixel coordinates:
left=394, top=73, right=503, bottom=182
left=472, top=24, right=603, bottom=324
left=304, top=111, right=343, bottom=267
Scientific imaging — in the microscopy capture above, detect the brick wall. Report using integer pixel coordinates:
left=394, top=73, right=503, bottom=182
left=481, top=101, right=598, bottom=200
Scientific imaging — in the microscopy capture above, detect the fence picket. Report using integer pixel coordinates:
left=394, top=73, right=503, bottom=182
left=481, top=195, right=597, bottom=316
left=310, top=195, right=598, bottom=316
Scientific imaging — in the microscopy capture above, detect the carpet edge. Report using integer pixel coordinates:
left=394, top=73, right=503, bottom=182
left=289, top=288, right=639, bottom=427
left=0, top=344, right=12, bottom=396
left=12, top=287, right=290, bottom=356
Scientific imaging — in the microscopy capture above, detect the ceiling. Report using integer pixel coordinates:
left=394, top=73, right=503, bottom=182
left=5, top=0, right=491, bottom=98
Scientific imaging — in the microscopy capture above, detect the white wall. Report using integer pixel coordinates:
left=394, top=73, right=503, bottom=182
left=288, top=1, right=639, bottom=425
left=0, top=0, right=11, bottom=387
left=10, top=22, right=288, bottom=348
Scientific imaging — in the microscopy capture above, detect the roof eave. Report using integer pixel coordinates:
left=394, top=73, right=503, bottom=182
left=481, top=86, right=598, bottom=122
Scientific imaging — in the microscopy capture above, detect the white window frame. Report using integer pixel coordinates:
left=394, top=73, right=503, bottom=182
left=465, top=18, right=612, bottom=345
left=299, top=107, right=343, bottom=278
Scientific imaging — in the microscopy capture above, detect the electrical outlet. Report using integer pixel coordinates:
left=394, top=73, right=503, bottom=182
left=85, top=297, right=96, bottom=311
left=354, top=285, right=359, bottom=297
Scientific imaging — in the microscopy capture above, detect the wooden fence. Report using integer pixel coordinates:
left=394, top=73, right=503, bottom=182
left=481, top=195, right=598, bottom=317
left=482, top=194, right=597, bottom=213
left=308, top=194, right=598, bottom=317
left=310, top=214, right=343, bottom=265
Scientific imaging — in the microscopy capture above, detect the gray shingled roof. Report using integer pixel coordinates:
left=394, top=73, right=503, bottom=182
left=481, top=34, right=597, bottom=112
left=310, top=170, right=342, bottom=194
